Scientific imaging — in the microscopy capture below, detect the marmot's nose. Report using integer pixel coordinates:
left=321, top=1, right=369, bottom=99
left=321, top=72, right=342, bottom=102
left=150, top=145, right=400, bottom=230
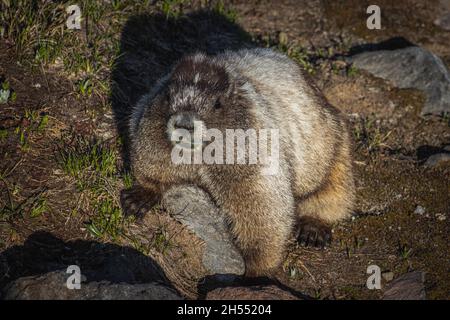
left=173, top=113, right=195, bottom=131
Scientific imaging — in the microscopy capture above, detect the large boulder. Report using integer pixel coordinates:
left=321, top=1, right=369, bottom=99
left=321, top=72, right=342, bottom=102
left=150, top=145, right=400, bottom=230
left=2, top=270, right=182, bottom=300
left=382, top=271, right=426, bottom=300
left=0, top=231, right=182, bottom=300
left=349, top=45, right=450, bottom=116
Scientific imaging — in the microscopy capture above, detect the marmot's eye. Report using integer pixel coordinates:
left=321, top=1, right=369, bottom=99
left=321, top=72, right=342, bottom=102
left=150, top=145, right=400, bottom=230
left=214, top=99, right=222, bottom=109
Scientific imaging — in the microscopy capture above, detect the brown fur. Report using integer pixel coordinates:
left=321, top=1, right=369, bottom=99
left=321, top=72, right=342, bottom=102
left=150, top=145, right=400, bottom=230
left=125, top=48, right=355, bottom=277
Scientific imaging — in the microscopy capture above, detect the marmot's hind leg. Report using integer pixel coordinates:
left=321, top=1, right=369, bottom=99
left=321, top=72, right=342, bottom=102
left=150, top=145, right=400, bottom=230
left=295, top=148, right=355, bottom=248
left=296, top=216, right=332, bottom=248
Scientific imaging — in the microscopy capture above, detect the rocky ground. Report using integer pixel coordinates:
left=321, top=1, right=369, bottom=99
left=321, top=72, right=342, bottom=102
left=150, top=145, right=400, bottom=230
left=0, top=0, right=448, bottom=300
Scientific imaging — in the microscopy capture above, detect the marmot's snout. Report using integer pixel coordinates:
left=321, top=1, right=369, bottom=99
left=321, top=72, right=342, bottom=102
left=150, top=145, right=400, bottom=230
left=167, top=112, right=205, bottom=150
left=171, top=112, right=196, bottom=131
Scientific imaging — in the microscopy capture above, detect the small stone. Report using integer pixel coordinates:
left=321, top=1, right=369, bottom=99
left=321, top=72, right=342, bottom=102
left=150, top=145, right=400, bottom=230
left=434, top=13, right=450, bottom=31
left=424, top=153, right=450, bottom=167
left=435, top=213, right=447, bottom=221
left=52, top=169, right=64, bottom=175
left=414, top=205, right=426, bottom=215
left=382, top=271, right=394, bottom=282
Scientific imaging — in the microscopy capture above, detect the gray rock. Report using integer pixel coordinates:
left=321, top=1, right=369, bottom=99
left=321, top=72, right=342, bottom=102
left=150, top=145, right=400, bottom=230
left=162, top=185, right=245, bottom=277
left=382, top=271, right=426, bottom=300
left=434, top=0, right=450, bottom=31
left=349, top=46, right=450, bottom=116
left=414, top=205, right=426, bottom=215
left=434, top=13, right=450, bottom=31
left=206, top=285, right=301, bottom=300
left=424, top=153, right=450, bottom=167
left=2, top=270, right=182, bottom=300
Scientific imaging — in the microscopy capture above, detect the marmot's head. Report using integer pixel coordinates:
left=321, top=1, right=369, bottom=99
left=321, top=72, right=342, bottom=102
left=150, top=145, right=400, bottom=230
left=131, top=53, right=255, bottom=153
left=165, top=53, right=255, bottom=145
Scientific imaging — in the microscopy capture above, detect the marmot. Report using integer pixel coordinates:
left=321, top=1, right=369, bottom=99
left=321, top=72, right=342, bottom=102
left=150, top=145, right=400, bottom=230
left=122, top=48, right=355, bottom=277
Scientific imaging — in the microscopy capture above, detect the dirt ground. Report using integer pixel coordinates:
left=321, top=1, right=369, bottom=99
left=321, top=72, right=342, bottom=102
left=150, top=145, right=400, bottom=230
left=0, top=0, right=449, bottom=299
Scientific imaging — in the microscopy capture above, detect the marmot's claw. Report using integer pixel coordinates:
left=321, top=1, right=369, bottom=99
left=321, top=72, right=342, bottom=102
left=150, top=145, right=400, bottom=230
left=296, top=216, right=332, bottom=248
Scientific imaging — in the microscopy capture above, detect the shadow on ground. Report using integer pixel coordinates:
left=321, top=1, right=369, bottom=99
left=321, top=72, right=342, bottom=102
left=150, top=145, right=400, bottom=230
left=0, top=231, right=175, bottom=296
left=0, top=231, right=310, bottom=300
left=347, top=37, right=415, bottom=56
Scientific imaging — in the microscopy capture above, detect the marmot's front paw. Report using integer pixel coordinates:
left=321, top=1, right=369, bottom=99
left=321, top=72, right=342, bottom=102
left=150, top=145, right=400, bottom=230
left=120, top=186, right=158, bottom=219
left=296, top=216, right=332, bottom=248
